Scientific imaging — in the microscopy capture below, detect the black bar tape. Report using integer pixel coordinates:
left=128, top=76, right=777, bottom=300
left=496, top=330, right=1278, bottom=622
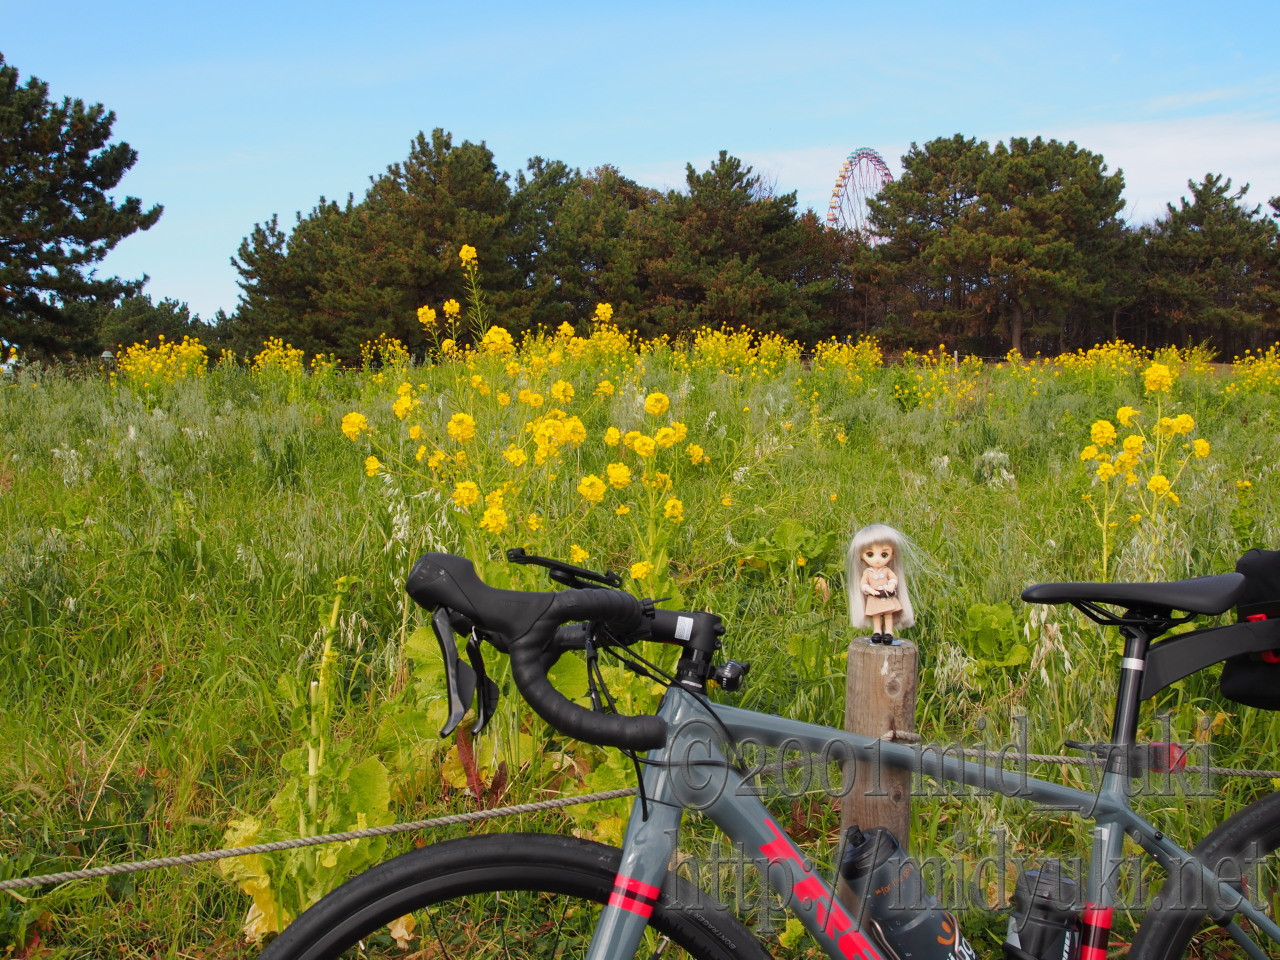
left=506, top=588, right=666, bottom=750
left=509, top=640, right=667, bottom=750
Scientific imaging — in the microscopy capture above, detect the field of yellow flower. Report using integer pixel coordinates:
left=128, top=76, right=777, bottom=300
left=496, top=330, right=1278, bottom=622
left=3, top=322, right=1280, bottom=954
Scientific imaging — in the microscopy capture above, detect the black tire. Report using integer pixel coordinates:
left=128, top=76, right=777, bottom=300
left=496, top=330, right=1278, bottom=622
left=1130, top=790, right=1280, bottom=959
left=260, top=832, right=773, bottom=960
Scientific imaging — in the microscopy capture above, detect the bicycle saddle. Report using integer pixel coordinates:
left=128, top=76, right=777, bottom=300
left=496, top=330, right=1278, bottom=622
left=1022, top=572, right=1245, bottom=616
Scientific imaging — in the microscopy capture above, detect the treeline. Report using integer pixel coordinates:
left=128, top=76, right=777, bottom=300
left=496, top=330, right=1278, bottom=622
left=858, top=134, right=1280, bottom=356
left=213, top=129, right=848, bottom=360
left=75, top=131, right=1280, bottom=361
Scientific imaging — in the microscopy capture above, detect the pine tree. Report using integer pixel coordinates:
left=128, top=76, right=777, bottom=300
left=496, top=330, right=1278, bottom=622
left=626, top=152, right=817, bottom=339
left=0, top=54, right=162, bottom=354
left=1141, top=175, right=1280, bottom=348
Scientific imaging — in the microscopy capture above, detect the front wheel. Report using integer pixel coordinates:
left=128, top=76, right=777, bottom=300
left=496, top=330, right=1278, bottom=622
left=1130, top=790, right=1280, bottom=959
left=260, top=832, right=772, bottom=960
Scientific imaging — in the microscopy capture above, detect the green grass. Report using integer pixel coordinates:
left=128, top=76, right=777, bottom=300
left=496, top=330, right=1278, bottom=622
left=1, top=337, right=1278, bottom=957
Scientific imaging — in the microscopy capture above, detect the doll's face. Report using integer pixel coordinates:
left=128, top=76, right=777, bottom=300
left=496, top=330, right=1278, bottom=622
left=862, top=542, right=893, bottom=569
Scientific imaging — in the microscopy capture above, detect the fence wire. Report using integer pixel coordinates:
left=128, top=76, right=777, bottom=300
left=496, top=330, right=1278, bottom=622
left=4, top=747, right=1278, bottom=894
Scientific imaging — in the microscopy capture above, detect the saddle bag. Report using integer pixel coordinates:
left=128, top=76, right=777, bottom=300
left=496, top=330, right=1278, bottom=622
left=1220, top=548, right=1280, bottom=710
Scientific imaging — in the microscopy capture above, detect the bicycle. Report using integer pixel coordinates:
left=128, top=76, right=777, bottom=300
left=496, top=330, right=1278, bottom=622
left=261, top=547, right=1280, bottom=960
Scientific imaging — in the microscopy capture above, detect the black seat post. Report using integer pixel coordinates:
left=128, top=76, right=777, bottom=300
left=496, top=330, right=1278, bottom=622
left=1106, top=618, right=1160, bottom=770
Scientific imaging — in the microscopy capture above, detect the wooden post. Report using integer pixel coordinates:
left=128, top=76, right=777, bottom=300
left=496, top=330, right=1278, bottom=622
left=838, top=636, right=918, bottom=909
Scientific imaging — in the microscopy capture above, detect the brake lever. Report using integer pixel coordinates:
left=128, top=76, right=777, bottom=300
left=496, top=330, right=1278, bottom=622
left=432, top=607, right=477, bottom=738
left=506, top=546, right=623, bottom=589
left=466, top=630, right=500, bottom=735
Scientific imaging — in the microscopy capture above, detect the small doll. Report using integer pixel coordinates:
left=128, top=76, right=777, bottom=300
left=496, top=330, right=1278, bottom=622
left=847, top=523, right=915, bottom=644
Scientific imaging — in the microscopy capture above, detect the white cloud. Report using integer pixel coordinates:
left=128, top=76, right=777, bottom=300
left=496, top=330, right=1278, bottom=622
left=1055, top=114, right=1280, bottom=224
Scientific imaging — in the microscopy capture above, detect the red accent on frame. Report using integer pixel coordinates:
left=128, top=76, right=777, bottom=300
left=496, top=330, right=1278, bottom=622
left=614, top=874, right=662, bottom=901
left=1079, top=904, right=1113, bottom=960
left=608, top=891, right=654, bottom=919
left=1262, top=650, right=1280, bottom=664
left=758, top=817, right=882, bottom=960
left=1247, top=614, right=1268, bottom=623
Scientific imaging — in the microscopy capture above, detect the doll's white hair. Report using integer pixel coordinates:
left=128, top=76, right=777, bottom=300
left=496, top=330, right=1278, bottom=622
left=846, top=523, right=915, bottom=629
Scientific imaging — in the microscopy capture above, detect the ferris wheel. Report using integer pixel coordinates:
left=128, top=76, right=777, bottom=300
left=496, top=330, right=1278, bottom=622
left=825, top=147, right=893, bottom=242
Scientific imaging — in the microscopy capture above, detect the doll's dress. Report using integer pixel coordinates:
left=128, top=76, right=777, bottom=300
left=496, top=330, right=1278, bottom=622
left=863, top=567, right=903, bottom=616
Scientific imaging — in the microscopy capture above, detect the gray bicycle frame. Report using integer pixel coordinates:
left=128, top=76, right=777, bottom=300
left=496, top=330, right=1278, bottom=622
left=584, top=685, right=1280, bottom=960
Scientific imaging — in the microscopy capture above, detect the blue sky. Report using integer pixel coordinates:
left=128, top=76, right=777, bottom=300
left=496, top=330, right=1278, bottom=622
left=5, top=0, right=1278, bottom=321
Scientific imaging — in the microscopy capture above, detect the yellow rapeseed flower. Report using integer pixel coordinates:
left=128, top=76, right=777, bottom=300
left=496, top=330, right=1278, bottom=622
left=526, top=513, right=544, bottom=532
left=1091, top=420, right=1117, bottom=447
left=364, top=455, right=382, bottom=477
left=497, top=392, right=511, bottom=406
left=503, top=445, right=528, bottom=466
left=443, top=299, right=461, bottom=318
left=1237, top=479, right=1253, bottom=490
left=1173, top=413, right=1195, bottom=435
left=473, top=327, right=511, bottom=357
left=1148, top=474, right=1172, bottom=497
left=644, top=471, right=672, bottom=491
left=1143, top=363, right=1174, bottom=393
left=663, top=498, right=684, bottom=523
left=415, top=445, right=427, bottom=461
left=1096, top=461, right=1116, bottom=481
left=644, top=392, right=671, bottom=417
left=687, top=443, right=707, bottom=465
left=451, top=481, right=481, bottom=508
left=341, top=412, right=370, bottom=441
left=595, top=380, right=616, bottom=397
left=479, top=504, right=508, bottom=534
left=633, top=435, right=657, bottom=459
left=655, top=426, right=678, bottom=448
left=447, top=412, right=477, bottom=442
left=570, top=545, right=590, bottom=564
left=606, top=462, right=632, bottom=489
left=1117, top=405, right=1140, bottom=427
left=615, top=505, right=631, bottom=516
left=1122, top=435, right=1144, bottom=455
left=409, top=424, right=424, bottom=441
left=1079, top=444, right=1099, bottom=461
left=630, top=560, right=654, bottom=580
left=595, top=302, right=614, bottom=323
left=578, top=474, right=606, bottom=503
left=392, top=393, right=416, bottom=419
left=551, top=379, right=575, bottom=403
left=604, top=427, right=622, bottom=447
left=1193, top=438, right=1210, bottom=458
left=417, top=305, right=437, bottom=328
left=459, top=244, right=477, bottom=264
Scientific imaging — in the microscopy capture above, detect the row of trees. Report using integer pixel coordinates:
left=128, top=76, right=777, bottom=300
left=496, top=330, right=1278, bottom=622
left=859, top=134, right=1280, bottom=355
left=2, top=49, right=1278, bottom=359
left=224, top=130, right=1280, bottom=360
left=220, top=130, right=847, bottom=358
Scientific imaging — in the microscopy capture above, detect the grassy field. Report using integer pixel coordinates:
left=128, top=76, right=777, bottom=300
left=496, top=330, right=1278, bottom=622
left=3, top=326, right=1280, bottom=957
